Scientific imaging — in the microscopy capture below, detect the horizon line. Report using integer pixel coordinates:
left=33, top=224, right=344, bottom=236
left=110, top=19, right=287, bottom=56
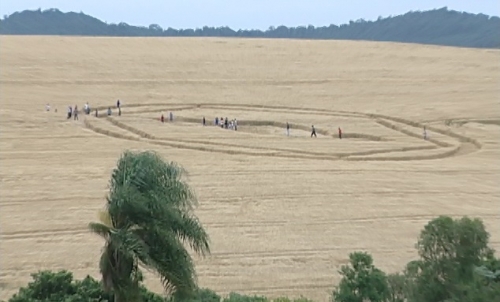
left=2, top=6, right=499, bottom=32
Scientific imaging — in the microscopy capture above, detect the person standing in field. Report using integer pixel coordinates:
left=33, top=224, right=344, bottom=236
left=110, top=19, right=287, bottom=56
left=234, top=119, right=238, bottom=131
left=107, top=107, right=112, bottom=116
left=169, top=112, right=173, bottom=122
left=67, top=106, right=72, bottom=119
left=116, top=99, right=121, bottom=109
left=286, top=122, right=290, bottom=136
left=338, top=127, right=342, bottom=139
left=215, top=117, right=219, bottom=126
left=73, top=105, right=79, bottom=120
left=161, top=114, right=164, bottom=123
left=311, top=125, right=317, bottom=138
left=202, top=116, right=206, bottom=126
left=423, top=126, right=428, bottom=140
left=84, top=102, right=89, bottom=115
left=46, top=104, right=51, bottom=112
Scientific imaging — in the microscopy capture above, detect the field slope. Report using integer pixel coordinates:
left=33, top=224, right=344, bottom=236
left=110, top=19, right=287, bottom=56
left=0, top=36, right=499, bottom=301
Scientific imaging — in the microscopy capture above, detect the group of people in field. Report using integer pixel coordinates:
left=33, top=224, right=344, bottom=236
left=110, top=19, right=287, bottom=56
left=97, top=99, right=122, bottom=117
left=46, top=100, right=429, bottom=141
left=286, top=122, right=342, bottom=139
left=160, top=113, right=239, bottom=131
left=47, top=99, right=123, bottom=120
left=65, top=102, right=90, bottom=120
left=307, top=123, right=427, bottom=140
left=214, top=116, right=238, bottom=130
left=160, top=111, right=174, bottom=123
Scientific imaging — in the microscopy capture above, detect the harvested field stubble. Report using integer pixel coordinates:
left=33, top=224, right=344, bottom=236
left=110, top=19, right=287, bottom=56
left=1, top=36, right=499, bottom=301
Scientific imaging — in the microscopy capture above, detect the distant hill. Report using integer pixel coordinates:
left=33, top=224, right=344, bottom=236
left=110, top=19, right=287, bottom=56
left=1, top=7, right=499, bottom=48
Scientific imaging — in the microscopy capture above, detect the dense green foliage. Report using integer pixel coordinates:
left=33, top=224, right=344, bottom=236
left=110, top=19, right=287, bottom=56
left=6, top=270, right=225, bottom=302
left=332, top=252, right=390, bottom=302
left=405, top=216, right=494, bottom=302
left=331, top=216, right=500, bottom=302
left=6, top=270, right=314, bottom=302
left=6, top=270, right=160, bottom=302
left=1, top=7, right=499, bottom=48
left=88, top=151, right=210, bottom=301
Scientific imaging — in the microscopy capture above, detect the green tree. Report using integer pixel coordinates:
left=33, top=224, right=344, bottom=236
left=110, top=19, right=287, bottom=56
left=88, top=151, right=210, bottom=302
left=2, top=8, right=500, bottom=48
left=222, top=293, right=269, bottom=302
left=405, top=216, right=493, bottom=302
left=475, top=265, right=500, bottom=282
left=475, top=252, right=500, bottom=282
left=7, top=270, right=168, bottom=302
left=386, top=273, right=406, bottom=302
left=165, top=288, right=221, bottom=302
left=332, top=252, right=389, bottom=302
left=8, top=270, right=79, bottom=302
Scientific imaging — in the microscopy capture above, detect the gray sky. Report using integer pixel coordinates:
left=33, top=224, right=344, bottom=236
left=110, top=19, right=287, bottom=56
left=1, top=0, right=499, bottom=30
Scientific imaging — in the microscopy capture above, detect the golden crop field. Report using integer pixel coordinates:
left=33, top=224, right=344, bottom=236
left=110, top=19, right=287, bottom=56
left=1, top=36, right=499, bottom=301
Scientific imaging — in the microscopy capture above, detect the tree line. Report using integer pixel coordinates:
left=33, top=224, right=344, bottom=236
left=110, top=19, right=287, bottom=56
left=6, top=151, right=500, bottom=302
left=1, top=7, right=499, bottom=48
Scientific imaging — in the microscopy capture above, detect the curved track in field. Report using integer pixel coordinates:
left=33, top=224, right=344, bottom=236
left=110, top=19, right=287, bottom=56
left=83, top=103, right=482, bottom=161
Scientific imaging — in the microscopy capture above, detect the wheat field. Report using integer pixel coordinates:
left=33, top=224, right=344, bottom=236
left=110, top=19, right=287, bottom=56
left=1, top=36, right=499, bottom=301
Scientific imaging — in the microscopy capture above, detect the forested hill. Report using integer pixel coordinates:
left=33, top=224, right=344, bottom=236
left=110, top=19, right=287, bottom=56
left=1, top=7, right=499, bottom=48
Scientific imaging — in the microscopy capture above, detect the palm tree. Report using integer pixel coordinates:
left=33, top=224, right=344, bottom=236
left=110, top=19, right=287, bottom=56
left=89, top=150, right=210, bottom=302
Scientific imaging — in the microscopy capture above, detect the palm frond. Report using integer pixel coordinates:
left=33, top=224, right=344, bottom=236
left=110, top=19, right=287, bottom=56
left=88, top=222, right=113, bottom=239
left=99, top=247, right=114, bottom=292
left=177, top=213, right=210, bottom=255
left=109, top=150, right=198, bottom=210
left=99, top=237, right=143, bottom=298
left=107, top=185, right=152, bottom=228
left=98, top=209, right=113, bottom=227
left=155, top=211, right=210, bottom=256
left=142, top=228, right=198, bottom=297
left=104, top=227, right=150, bottom=263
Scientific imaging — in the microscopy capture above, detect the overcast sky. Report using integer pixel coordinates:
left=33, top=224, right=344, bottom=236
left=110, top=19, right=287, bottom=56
left=1, top=0, right=499, bottom=30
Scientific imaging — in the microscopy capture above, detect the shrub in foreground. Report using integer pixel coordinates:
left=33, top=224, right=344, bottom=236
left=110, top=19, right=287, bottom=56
left=6, top=270, right=167, bottom=302
left=7, top=270, right=314, bottom=302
